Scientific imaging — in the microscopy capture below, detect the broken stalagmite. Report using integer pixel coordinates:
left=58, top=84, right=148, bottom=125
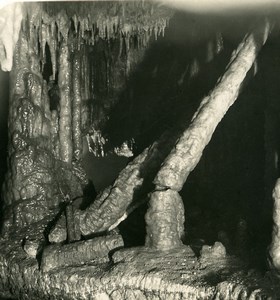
left=145, top=20, right=271, bottom=250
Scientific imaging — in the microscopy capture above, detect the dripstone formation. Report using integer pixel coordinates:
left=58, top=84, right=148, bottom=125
left=0, top=1, right=280, bottom=299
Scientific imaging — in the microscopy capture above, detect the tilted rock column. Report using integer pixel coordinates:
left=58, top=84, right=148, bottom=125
left=145, top=21, right=271, bottom=250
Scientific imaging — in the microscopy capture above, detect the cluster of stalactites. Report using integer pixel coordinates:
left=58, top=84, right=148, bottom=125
left=20, top=3, right=170, bottom=79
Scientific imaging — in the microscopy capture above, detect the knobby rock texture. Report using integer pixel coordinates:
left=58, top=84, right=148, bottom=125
left=0, top=1, right=279, bottom=299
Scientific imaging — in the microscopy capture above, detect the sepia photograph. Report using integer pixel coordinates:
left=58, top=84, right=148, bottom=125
left=0, top=0, right=280, bottom=299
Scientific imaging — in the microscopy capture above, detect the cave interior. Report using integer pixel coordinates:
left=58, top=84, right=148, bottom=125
left=0, top=1, right=280, bottom=299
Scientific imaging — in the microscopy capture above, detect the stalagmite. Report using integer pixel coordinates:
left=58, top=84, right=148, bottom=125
left=145, top=20, right=270, bottom=250
left=58, top=39, right=73, bottom=164
left=145, top=190, right=185, bottom=250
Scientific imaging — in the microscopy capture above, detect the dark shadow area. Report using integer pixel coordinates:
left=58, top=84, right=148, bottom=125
left=181, top=23, right=280, bottom=270
left=103, top=12, right=258, bottom=153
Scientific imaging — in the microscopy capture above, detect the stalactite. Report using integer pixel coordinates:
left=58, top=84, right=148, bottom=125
left=49, top=21, right=57, bottom=80
left=86, top=129, right=106, bottom=157
left=189, top=58, right=199, bottom=78
left=80, top=17, right=85, bottom=40
left=58, top=39, right=73, bottom=164
left=72, top=14, right=78, bottom=34
left=72, top=51, right=82, bottom=161
left=56, top=10, right=70, bottom=42
left=118, top=33, right=123, bottom=59
left=40, top=23, right=49, bottom=66
left=216, top=32, right=224, bottom=54
left=91, top=23, right=95, bottom=45
left=27, top=3, right=41, bottom=57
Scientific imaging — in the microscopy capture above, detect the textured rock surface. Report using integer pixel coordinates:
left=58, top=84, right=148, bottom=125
left=48, top=214, right=67, bottom=244
left=1, top=22, right=87, bottom=238
left=200, top=242, right=227, bottom=259
left=58, top=39, right=73, bottom=164
left=145, top=190, right=185, bottom=250
left=41, top=235, right=124, bottom=272
left=1, top=30, right=58, bottom=232
left=0, top=240, right=279, bottom=299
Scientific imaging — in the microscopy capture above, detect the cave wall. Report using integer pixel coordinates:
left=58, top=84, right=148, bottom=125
left=0, top=2, right=278, bottom=255
left=0, top=1, right=174, bottom=240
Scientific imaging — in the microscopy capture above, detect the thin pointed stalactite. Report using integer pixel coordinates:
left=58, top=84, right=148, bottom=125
left=145, top=20, right=271, bottom=250
left=49, top=21, right=58, bottom=80
left=58, top=39, right=73, bottom=164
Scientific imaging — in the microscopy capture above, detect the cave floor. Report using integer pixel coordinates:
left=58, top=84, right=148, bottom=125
left=0, top=233, right=279, bottom=300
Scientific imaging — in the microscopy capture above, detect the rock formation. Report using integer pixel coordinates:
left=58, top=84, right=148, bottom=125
left=0, top=1, right=279, bottom=299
